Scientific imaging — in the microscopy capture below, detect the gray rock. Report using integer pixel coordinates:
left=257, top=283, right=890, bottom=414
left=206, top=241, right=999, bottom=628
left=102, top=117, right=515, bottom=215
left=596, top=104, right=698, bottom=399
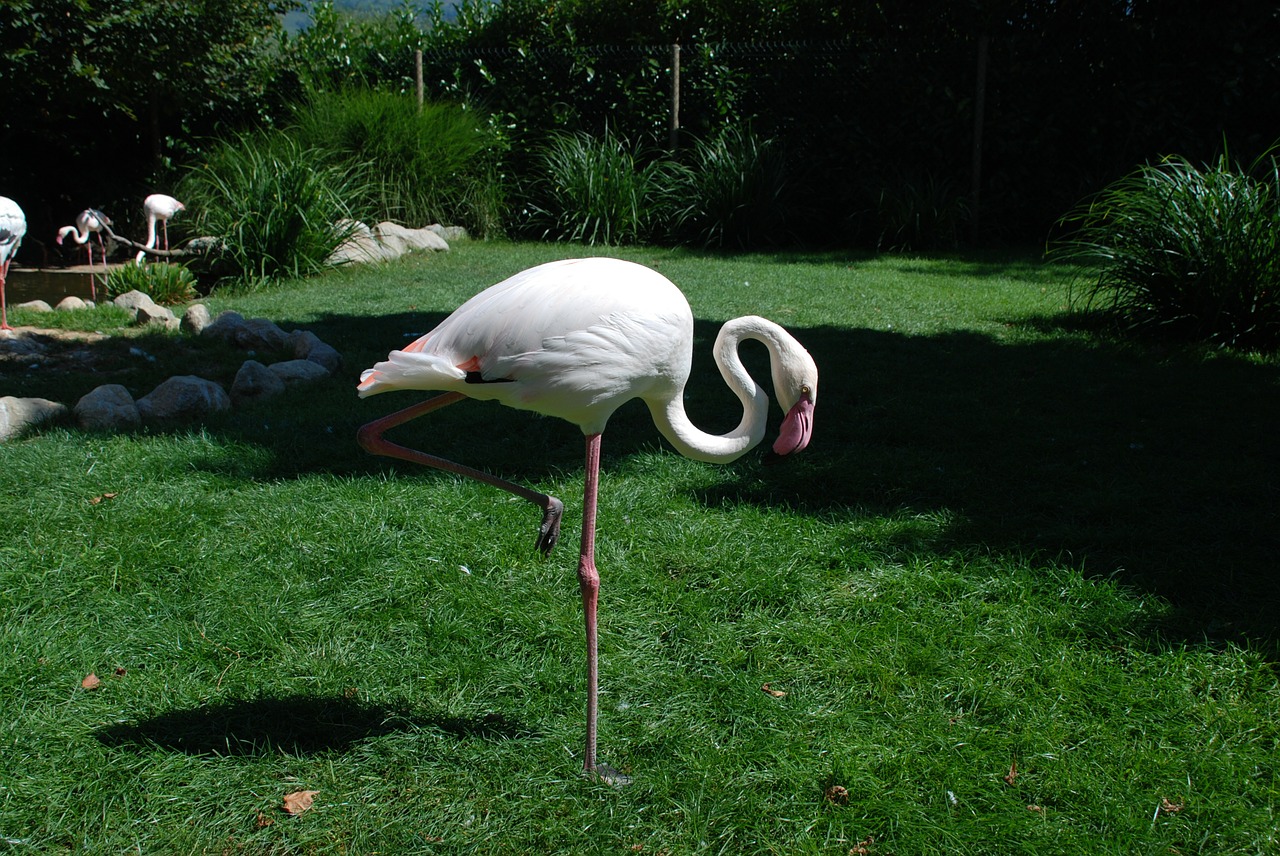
left=201, top=310, right=247, bottom=342
left=134, top=302, right=179, bottom=330
left=180, top=303, right=213, bottom=335
left=427, top=223, right=469, bottom=243
left=288, top=329, right=323, bottom=359
left=13, top=300, right=52, bottom=313
left=234, top=317, right=290, bottom=352
left=268, top=359, right=330, bottom=387
left=0, top=396, right=68, bottom=442
left=75, top=384, right=140, bottom=431
left=376, top=221, right=450, bottom=252
left=231, top=359, right=286, bottom=406
left=56, top=296, right=90, bottom=311
left=136, top=375, right=230, bottom=423
left=114, top=290, right=159, bottom=314
left=304, top=341, right=343, bottom=374
left=328, top=220, right=400, bottom=265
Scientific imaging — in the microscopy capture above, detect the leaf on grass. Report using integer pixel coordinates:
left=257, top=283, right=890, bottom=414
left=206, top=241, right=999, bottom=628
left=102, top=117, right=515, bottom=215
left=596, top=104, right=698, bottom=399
left=113, top=667, right=127, bottom=677
left=1027, top=804, right=1044, bottom=813
left=761, top=682, right=787, bottom=698
left=89, top=492, right=118, bottom=505
left=824, top=785, right=849, bottom=806
left=1003, top=760, right=1018, bottom=786
left=81, top=673, right=101, bottom=690
left=255, top=811, right=274, bottom=828
left=282, top=790, right=319, bottom=816
left=1160, top=797, right=1184, bottom=815
left=849, top=836, right=874, bottom=855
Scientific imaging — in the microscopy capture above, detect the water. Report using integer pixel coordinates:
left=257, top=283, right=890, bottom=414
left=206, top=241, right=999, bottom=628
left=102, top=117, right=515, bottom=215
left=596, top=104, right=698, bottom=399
left=5, top=268, right=106, bottom=304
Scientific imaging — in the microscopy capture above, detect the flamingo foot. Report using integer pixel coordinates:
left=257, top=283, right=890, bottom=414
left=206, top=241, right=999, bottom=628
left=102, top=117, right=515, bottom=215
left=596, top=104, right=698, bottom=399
left=537, top=496, right=564, bottom=556
left=584, top=762, right=632, bottom=788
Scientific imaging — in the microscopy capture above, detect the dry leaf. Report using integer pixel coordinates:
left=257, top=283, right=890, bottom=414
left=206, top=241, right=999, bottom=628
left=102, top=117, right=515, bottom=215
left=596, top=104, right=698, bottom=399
left=1027, top=804, right=1044, bottom=813
left=849, top=836, right=874, bottom=855
left=113, top=667, right=127, bottom=677
left=825, top=785, right=850, bottom=806
left=81, top=673, right=101, bottom=690
left=282, top=790, right=319, bottom=816
left=1160, top=797, right=1185, bottom=815
left=89, top=492, right=118, bottom=505
left=255, top=811, right=274, bottom=828
left=1003, top=760, right=1018, bottom=786
left=761, top=682, right=787, bottom=698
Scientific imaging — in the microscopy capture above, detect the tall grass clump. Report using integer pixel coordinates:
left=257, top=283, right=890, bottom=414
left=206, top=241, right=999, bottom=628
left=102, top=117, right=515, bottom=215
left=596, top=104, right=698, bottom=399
left=668, top=127, right=789, bottom=249
left=526, top=131, right=671, bottom=245
left=105, top=261, right=198, bottom=305
left=177, top=131, right=369, bottom=285
left=1056, top=150, right=1280, bottom=351
left=290, top=90, right=503, bottom=237
left=871, top=168, right=970, bottom=251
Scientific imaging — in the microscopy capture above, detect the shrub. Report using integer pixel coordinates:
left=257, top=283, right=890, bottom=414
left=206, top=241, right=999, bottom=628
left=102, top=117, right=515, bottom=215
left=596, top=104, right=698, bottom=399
left=870, top=169, right=970, bottom=252
left=525, top=131, right=671, bottom=246
left=176, top=131, right=369, bottom=284
left=1057, top=151, right=1280, bottom=351
left=289, top=90, right=504, bottom=237
left=105, top=261, right=199, bottom=305
left=667, top=128, right=790, bottom=249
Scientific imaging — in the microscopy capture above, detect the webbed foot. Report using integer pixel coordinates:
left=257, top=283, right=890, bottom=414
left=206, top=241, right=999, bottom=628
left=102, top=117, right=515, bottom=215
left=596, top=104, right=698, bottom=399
left=537, top=496, right=564, bottom=556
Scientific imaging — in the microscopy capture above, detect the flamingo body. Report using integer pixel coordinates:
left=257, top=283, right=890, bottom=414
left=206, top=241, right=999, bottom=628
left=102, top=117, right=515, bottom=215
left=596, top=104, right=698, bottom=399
left=358, top=257, right=818, bottom=782
left=0, top=196, right=26, bottom=330
left=56, top=208, right=111, bottom=300
left=137, top=194, right=184, bottom=263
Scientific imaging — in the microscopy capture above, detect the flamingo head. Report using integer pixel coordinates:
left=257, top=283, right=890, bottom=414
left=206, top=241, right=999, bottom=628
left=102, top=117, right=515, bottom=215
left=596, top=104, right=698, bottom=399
left=770, top=341, right=818, bottom=456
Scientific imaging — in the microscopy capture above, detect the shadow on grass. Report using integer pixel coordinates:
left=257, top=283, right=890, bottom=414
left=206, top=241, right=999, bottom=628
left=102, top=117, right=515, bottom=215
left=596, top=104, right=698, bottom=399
left=94, top=694, right=532, bottom=756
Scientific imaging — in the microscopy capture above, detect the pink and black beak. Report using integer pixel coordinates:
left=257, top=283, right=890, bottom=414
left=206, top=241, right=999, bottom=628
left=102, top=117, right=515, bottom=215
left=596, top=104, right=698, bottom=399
left=771, top=392, right=815, bottom=457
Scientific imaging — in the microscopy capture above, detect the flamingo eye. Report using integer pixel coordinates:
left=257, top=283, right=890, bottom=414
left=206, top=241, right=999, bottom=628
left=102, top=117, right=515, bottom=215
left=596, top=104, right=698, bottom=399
left=801, top=385, right=811, bottom=397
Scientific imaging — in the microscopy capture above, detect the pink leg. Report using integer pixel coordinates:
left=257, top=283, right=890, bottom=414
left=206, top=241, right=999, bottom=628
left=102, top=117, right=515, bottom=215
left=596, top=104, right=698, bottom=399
left=577, top=433, right=630, bottom=786
left=1, top=260, right=10, bottom=330
left=86, top=245, right=96, bottom=302
left=357, top=392, right=564, bottom=554
left=162, top=221, right=169, bottom=251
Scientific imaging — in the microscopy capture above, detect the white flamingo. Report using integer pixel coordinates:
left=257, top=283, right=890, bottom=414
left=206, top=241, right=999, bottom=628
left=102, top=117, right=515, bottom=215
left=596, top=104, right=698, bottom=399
left=357, top=257, right=818, bottom=783
left=56, top=208, right=112, bottom=301
left=0, top=196, right=26, bottom=331
left=135, top=194, right=185, bottom=265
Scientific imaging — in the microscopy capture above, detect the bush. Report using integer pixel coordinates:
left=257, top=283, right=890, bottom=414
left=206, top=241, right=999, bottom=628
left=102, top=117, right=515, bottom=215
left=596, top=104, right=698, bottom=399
left=289, top=90, right=504, bottom=237
left=666, top=128, right=789, bottom=249
left=1057, top=151, right=1280, bottom=352
left=525, top=131, right=671, bottom=245
left=176, top=131, right=369, bottom=284
left=105, top=261, right=198, bottom=305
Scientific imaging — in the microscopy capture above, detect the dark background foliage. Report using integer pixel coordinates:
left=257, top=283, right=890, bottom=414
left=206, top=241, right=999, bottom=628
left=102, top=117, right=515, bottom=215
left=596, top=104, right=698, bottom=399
left=3, top=0, right=1278, bottom=255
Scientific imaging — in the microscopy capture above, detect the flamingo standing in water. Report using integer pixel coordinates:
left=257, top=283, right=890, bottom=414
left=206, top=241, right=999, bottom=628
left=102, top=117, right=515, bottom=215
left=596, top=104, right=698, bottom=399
left=56, top=208, right=112, bottom=301
left=135, top=194, right=184, bottom=264
left=357, top=257, right=818, bottom=783
left=0, top=196, right=26, bottom=331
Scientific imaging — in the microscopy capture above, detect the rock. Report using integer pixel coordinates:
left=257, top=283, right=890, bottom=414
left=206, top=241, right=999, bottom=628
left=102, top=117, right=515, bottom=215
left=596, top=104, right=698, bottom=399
left=303, top=341, right=343, bottom=374
left=427, top=224, right=469, bottom=243
left=134, top=302, right=179, bottom=330
left=234, top=317, right=290, bottom=352
left=14, top=300, right=53, bottom=313
left=114, top=290, right=159, bottom=314
left=136, top=375, right=230, bottom=423
left=0, top=396, right=68, bottom=442
left=376, top=221, right=450, bottom=252
left=328, top=220, right=400, bottom=265
left=56, top=296, right=90, bottom=311
left=180, top=303, right=213, bottom=335
left=288, top=329, right=323, bottom=359
left=201, top=310, right=247, bottom=342
left=75, top=384, right=140, bottom=431
left=268, top=359, right=330, bottom=387
left=231, top=359, right=286, bottom=406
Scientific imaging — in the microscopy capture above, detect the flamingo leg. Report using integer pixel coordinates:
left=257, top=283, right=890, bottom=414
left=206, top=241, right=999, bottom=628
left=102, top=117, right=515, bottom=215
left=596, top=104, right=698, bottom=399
left=85, top=244, right=97, bottom=302
left=357, top=391, right=565, bottom=554
left=0, top=260, right=10, bottom=330
left=577, top=433, right=631, bottom=786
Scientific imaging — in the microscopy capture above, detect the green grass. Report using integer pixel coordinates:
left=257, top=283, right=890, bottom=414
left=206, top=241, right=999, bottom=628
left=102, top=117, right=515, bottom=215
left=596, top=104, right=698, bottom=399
left=2, top=243, right=1278, bottom=853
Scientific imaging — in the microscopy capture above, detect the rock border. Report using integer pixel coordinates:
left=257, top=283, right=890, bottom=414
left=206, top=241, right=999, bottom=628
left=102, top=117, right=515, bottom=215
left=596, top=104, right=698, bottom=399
left=0, top=289, right=345, bottom=441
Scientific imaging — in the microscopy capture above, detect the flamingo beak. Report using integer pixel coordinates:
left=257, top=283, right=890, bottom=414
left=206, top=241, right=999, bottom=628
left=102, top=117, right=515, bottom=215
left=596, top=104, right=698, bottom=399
left=772, top=396, right=814, bottom=456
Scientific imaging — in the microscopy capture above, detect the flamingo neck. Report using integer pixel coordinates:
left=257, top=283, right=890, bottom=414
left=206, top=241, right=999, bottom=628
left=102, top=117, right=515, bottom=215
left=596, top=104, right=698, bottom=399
left=648, top=316, right=785, bottom=464
left=59, top=226, right=89, bottom=245
left=145, top=216, right=158, bottom=249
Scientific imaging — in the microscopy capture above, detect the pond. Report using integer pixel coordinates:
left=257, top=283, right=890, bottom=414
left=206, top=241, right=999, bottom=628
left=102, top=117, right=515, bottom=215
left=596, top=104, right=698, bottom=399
left=6, top=267, right=108, bottom=304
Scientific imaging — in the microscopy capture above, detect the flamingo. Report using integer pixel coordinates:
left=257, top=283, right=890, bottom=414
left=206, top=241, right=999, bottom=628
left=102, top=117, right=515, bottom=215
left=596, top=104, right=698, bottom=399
left=56, top=208, right=112, bottom=301
left=135, top=194, right=184, bottom=265
left=0, top=196, right=26, bottom=331
left=357, top=257, right=818, bottom=783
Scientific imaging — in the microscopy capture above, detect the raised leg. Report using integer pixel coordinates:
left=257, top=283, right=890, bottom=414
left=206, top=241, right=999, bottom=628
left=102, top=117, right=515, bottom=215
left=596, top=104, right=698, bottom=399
left=577, top=433, right=630, bottom=786
left=357, top=392, right=564, bottom=554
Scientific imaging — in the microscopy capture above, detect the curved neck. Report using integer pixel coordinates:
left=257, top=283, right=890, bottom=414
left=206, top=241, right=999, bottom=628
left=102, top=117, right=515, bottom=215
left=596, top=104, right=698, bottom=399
left=59, top=226, right=89, bottom=245
left=648, top=316, right=785, bottom=464
left=145, top=216, right=158, bottom=248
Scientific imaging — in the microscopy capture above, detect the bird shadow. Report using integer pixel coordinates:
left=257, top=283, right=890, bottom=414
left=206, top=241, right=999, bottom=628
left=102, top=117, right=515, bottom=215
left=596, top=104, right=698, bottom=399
left=93, top=693, right=533, bottom=757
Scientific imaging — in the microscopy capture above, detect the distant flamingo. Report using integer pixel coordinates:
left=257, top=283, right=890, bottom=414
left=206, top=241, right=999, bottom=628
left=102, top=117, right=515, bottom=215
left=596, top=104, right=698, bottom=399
left=357, top=257, right=818, bottom=783
left=0, top=196, right=26, bottom=331
left=135, top=194, right=184, bottom=264
left=57, top=208, right=112, bottom=301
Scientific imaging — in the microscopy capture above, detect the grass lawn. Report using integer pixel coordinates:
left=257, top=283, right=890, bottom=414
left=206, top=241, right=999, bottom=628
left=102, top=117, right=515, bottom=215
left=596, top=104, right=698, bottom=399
left=1, top=241, right=1277, bottom=853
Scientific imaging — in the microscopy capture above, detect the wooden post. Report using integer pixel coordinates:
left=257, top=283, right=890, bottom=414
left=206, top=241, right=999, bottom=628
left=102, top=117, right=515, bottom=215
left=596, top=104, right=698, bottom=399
left=970, top=33, right=990, bottom=244
left=669, top=43, right=681, bottom=150
left=415, top=49, right=425, bottom=111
